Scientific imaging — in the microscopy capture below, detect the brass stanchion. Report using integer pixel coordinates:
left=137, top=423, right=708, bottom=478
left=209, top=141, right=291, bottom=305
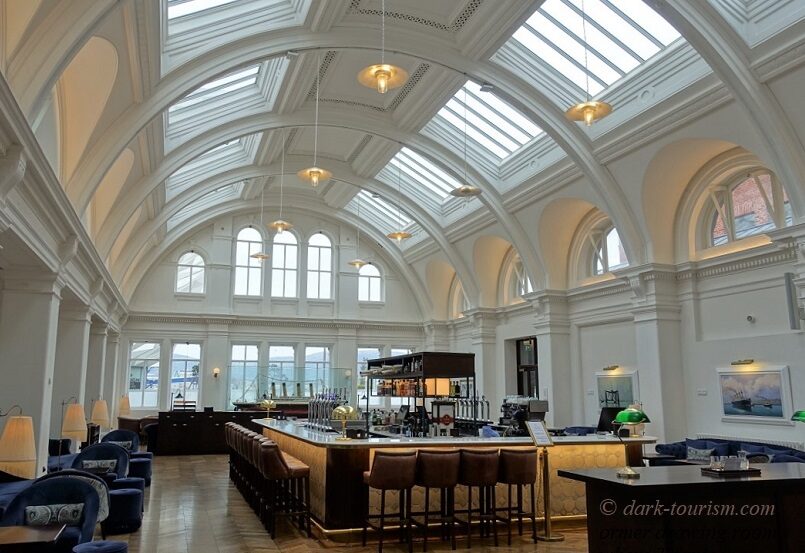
left=536, top=446, right=564, bottom=542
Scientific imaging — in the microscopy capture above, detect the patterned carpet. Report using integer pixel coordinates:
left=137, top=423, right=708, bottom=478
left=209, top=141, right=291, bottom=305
left=112, top=454, right=589, bottom=553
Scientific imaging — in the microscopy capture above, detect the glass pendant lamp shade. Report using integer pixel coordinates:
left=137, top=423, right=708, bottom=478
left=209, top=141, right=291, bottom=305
left=0, top=416, right=36, bottom=479
left=565, top=100, right=613, bottom=127
left=347, top=258, right=368, bottom=269
left=386, top=231, right=412, bottom=243
left=450, top=184, right=482, bottom=198
left=297, top=167, right=331, bottom=188
left=118, top=395, right=131, bottom=417
left=357, top=64, right=408, bottom=94
left=62, top=403, right=87, bottom=443
left=269, top=219, right=293, bottom=233
left=91, top=399, right=110, bottom=429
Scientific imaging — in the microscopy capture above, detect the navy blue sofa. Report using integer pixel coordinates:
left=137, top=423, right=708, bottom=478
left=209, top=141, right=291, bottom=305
left=0, top=470, right=33, bottom=519
left=654, top=437, right=805, bottom=465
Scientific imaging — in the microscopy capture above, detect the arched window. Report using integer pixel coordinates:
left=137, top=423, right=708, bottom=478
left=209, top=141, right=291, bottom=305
left=512, top=256, right=533, bottom=297
left=358, top=264, right=382, bottom=302
left=593, top=227, right=629, bottom=276
left=709, top=171, right=792, bottom=247
left=176, top=251, right=205, bottom=293
left=306, top=233, right=332, bottom=299
left=234, top=227, right=263, bottom=296
left=271, top=232, right=298, bottom=297
left=449, top=277, right=470, bottom=319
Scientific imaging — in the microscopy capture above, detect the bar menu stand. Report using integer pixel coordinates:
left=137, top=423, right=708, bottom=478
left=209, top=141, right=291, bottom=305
left=525, top=421, right=564, bottom=543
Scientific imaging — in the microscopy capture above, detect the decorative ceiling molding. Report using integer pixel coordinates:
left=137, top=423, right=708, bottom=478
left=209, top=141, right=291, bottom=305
left=347, top=0, right=484, bottom=33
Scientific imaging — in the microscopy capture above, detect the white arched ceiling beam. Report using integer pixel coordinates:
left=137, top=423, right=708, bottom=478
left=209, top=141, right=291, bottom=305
left=110, top=157, right=482, bottom=305
left=93, top=109, right=545, bottom=289
left=7, top=0, right=118, bottom=120
left=647, top=0, right=805, bottom=215
left=121, top=198, right=433, bottom=319
left=65, top=27, right=648, bottom=273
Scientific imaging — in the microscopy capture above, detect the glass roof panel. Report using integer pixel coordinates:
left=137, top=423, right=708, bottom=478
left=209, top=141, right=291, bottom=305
left=356, top=190, right=412, bottom=226
left=432, top=82, right=544, bottom=160
left=386, top=148, right=459, bottom=199
left=167, top=0, right=239, bottom=19
left=168, top=65, right=260, bottom=120
left=508, top=0, right=681, bottom=95
left=168, top=182, right=243, bottom=230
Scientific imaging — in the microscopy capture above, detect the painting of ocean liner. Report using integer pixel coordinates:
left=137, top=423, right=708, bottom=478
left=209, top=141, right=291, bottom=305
left=718, top=368, right=790, bottom=420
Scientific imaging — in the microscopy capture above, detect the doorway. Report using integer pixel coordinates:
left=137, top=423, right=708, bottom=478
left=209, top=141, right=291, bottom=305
left=516, top=337, right=538, bottom=397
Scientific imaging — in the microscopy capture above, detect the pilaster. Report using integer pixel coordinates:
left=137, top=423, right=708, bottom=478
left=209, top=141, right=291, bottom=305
left=466, top=308, right=499, bottom=401
left=85, top=320, right=108, bottom=415
left=51, top=302, right=92, bottom=433
left=103, top=332, right=121, bottom=418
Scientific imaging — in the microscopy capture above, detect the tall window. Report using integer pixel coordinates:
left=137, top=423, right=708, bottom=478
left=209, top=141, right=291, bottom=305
left=358, top=264, right=382, bottom=302
left=234, top=227, right=263, bottom=296
left=307, top=233, right=332, bottom=299
left=271, top=232, right=298, bottom=297
left=128, top=342, right=160, bottom=408
left=356, top=347, right=382, bottom=403
left=304, top=346, right=331, bottom=391
left=229, top=344, right=259, bottom=406
left=171, top=342, right=201, bottom=405
left=593, top=227, right=629, bottom=275
left=268, top=345, right=295, bottom=385
left=710, top=171, right=792, bottom=247
left=176, top=251, right=205, bottom=293
left=513, top=256, right=533, bottom=297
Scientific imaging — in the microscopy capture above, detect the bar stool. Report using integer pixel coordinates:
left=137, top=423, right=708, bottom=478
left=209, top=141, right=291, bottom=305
left=363, top=450, right=417, bottom=553
left=497, top=448, right=538, bottom=544
left=457, top=449, right=499, bottom=548
left=411, top=449, right=460, bottom=551
left=258, top=441, right=311, bottom=538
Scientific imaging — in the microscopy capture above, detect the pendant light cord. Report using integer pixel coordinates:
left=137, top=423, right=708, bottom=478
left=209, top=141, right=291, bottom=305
left=313, top=53, right=320, bottom=167
left=463, top=86, right=468, bottom=183
left=581, top=0, right=590, bottom=102
left=355, top=192, right=361, bottom=253
left=397, top=159, right=402, bottom=231
left=381, top=0, right=386, bottom=65
left=280, top=128, right=285, bottom=219
left=259, top=182, right=265, bottom=227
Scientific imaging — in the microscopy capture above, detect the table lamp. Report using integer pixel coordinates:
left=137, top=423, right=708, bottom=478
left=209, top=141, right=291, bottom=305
left=0, top=406, right=36, bottom=479
left=791, top=410, right=805, bottom=423
left=613, top=406, right=650, bottom=479
left=118, top=395, right=131, bottom=417
left=91, top=399, right=110, bottom=430
left=62, top=401, right=88, bottom=444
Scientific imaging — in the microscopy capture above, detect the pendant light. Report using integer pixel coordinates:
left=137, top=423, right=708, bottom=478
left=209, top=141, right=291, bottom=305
left=270, top=128, right=293, bottom=233
left=565, top=0, right=612, bottom=126
left=298, top=53, right=332, bottom=187
left=347, top=192, right=367, bottom=269
left=357, top=0, right=408, bottom=94
left=450, top=85, right=481, bottom=198
left=250, top=183, right=270, bottom=261
left=386, top=160, right=411, bottom=243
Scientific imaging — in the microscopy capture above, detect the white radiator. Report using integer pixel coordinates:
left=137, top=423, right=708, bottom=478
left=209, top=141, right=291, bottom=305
left=696, top=433, right=804, bottom=451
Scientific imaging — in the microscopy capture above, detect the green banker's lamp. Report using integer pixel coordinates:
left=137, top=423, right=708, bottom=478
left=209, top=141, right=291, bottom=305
left=791, top=410, right=805, bottom=423
left=613, top=406, right=651, bottom=479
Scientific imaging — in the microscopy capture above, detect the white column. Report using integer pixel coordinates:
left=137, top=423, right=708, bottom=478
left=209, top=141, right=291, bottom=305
left=203, top=326, right=229, bottom=409
left=160, top=339, right=172, bottom=410
left=0, top=271, right=62, bottom=475
left=51, top=302, right=92, bottom=433
left=84, top=320, right=108, bottom=415
left=467, top=309, right=499, bottom=404
left=530, top=291, right=572, bottom=428
left=103, top=332, right=120, bottom=421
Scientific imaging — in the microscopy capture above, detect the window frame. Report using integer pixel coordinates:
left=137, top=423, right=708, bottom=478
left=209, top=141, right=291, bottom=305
left=358, top=263, right=384, bottom=303
left=175, top=251, right=206, bottom=294
left=127, top=341, right=161, bottom=409
left=271, top=231, right=299, bottom=298
left=228, top=343, right=260, bottom=407
left=234, top=226, right=264, bottom=297
left=267, top=344, right=296, bottom=384
left=590, top=225, right=629, bottom=276
left=306, top=233, right=333, bottom=300
left=304, top=345, right=332, bottom=391
left=169, top=341, right=202, bottom=405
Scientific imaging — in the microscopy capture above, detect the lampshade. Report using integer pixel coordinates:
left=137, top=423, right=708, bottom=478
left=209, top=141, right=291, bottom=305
left=0, top=416, right=36, bottom=479
left=91, top=400, right=110, bottom=429
left=791, top=410, right=805, bottom=422
left=614, top=407, right=650, bottom=425
left=118, top=395, right=131, bottom=417
left=61, top=403, right=87, bottom=443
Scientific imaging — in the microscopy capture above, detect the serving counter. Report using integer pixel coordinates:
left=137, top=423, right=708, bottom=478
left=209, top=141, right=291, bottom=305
left=254, top=418, right=655, bottom=531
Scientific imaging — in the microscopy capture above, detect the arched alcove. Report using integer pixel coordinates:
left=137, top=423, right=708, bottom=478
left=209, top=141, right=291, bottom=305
left=472, top=235, right=514, bottom=307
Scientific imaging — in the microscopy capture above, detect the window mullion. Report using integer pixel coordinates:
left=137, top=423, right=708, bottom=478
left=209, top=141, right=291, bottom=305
left=752, top=175, right=777, bottom=226
left=523, top=23, right=610, bottom=90
left=709, top=190, right=732, bottom=242
left=600, top=0, right=665, bottom=49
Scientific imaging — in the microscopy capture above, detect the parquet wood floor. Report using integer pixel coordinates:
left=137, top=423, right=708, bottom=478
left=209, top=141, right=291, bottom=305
left=112, top=455, right=589, bottom=553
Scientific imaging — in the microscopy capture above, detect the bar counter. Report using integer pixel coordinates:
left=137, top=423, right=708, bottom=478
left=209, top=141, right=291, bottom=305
left=254, top=418, right=656, bottom=531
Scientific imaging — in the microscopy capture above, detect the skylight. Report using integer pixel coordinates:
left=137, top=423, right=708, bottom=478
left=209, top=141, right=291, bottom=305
left=168, top=65, right=260, bottom=121
left=383, top=148, right=461, bottom=200
left=168, top=182, right=243, bottom=231
left=356, top=190, right=412, bottom=226
left=511, top=0, right=681, bottom=95
left=434, top=82, right=543, bottom=159
left=167, top=0, right=239, bottom=19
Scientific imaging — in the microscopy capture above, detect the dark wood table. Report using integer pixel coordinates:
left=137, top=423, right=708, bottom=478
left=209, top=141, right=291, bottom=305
left=0, top=524, right=65, bottom=552
left=559, top=463, right=805, bottom=553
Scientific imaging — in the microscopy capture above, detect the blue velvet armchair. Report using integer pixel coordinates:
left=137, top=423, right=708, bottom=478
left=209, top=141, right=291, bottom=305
left=71, top=443, right=130, bottom=486
left=0, top=477, right=100, bottom=551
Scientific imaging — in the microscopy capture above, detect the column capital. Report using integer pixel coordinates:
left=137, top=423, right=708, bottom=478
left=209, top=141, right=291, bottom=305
left=59, top=301, right=93, bottom=323
left=106, top=332, right=121, bottom=344
left=90, top=319, right=109, bottom=335
left=525, top=290, right=569, bottom=332
left=2, top=268, right=64, bottom=298
left=612, top=264, right=679, bottom=307
left=0, top=144, right=26, bottom=204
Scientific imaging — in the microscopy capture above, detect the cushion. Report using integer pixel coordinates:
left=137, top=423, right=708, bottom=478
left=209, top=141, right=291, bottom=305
left=24, top=503, right=84, bottom=526
left=685, top=439, right=729, bottom=457
left=107, top=441, right=133, bottom=450
left=73, top=541, right=129, bottom=552
left=686, top=446, right=714, bottom=463
left=771, top=454, right=805, bottom=464
left=81, top=459, right=117, bottom=473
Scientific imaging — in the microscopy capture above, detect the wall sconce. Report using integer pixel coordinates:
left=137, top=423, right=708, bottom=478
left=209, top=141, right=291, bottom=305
left=731, top=359, right=755, bottom=366
left=212, top=367, right=220, bottom=378
left=602, top=365, right=619, bottom=371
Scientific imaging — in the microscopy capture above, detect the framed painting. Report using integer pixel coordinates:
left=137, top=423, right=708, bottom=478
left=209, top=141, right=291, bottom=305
left=717, top=366, right=794, bottom=425
left=596, top=371, right=638, bottom=409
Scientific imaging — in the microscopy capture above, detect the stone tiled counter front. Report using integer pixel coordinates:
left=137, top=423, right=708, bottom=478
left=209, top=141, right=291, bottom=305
left=254, top=419, right=655, bottom=532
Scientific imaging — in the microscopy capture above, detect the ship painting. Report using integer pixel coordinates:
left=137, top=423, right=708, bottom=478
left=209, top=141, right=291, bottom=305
left=719, top=369, right=788, bottom=419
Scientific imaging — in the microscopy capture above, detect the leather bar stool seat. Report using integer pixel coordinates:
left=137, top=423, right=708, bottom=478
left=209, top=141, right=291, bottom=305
left=497, top=448, right=538, bottom=544
left=363, top=450, right=417, bottom=553
left=411, top=449, right=460, bottom=551
left=259, top=441, right=311, bottom=538
left=457, top=449, right=499, bottom=548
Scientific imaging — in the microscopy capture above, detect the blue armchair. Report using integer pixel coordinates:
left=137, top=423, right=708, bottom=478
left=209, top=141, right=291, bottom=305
left=0, top=477, right=100, bottom=551
left=71, top=443, right=130, bottom=487
left=102, top=430, right=152, bottom=486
